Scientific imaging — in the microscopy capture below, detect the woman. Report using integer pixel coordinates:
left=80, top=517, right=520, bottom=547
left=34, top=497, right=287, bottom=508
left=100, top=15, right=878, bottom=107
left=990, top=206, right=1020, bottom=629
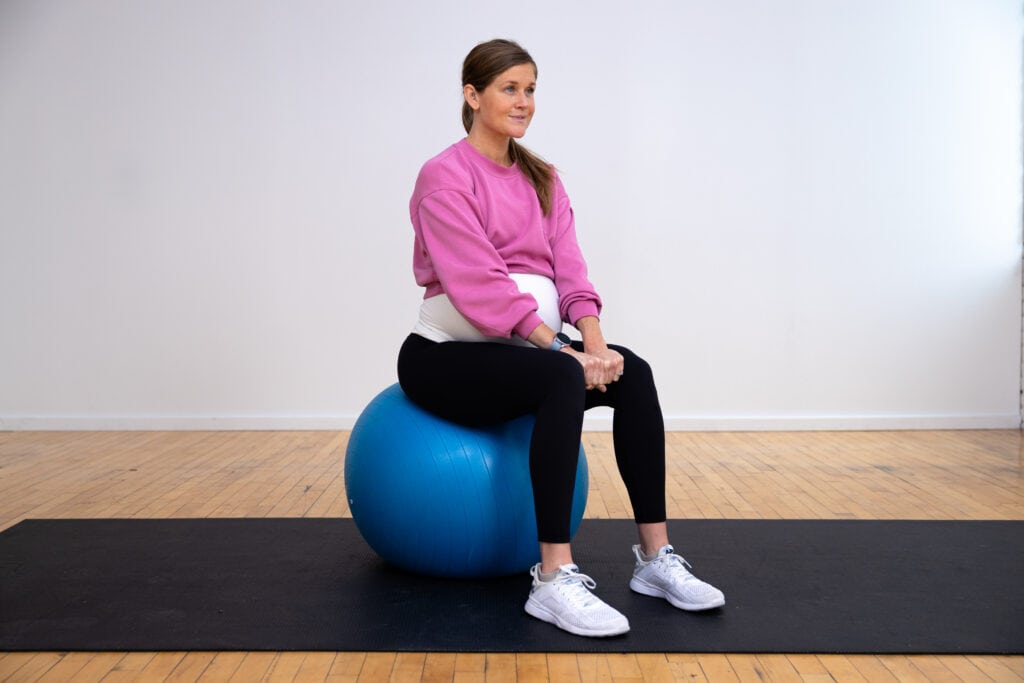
left=398, top=38, right=724, bottom=638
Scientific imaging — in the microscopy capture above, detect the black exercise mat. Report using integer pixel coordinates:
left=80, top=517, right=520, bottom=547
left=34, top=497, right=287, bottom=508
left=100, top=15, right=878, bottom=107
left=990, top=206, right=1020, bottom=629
left=1, top=518, right=1021, bottom=653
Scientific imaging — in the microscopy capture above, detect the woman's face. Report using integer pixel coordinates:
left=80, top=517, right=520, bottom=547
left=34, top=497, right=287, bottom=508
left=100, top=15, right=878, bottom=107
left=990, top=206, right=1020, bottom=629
left=466, top=62, right=536, bottom=141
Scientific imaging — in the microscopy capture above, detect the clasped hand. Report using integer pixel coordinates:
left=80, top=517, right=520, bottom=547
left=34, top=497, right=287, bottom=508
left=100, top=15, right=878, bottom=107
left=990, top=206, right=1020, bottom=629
left=563, top=346, right=624, bottom=392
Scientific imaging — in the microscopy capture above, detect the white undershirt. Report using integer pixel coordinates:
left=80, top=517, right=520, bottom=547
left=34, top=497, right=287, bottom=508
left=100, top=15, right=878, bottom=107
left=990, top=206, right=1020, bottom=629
left=412, top=273, right=562, bottom=345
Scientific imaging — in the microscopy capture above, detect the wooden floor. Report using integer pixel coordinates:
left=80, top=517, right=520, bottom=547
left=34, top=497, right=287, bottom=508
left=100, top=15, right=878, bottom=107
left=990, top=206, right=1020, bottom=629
left=0, top=429, right=1021, bottom=682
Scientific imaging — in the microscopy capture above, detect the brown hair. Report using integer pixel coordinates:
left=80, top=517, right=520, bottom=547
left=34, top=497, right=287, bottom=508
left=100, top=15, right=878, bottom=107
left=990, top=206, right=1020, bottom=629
left=461, top=39, right=555, bottom=215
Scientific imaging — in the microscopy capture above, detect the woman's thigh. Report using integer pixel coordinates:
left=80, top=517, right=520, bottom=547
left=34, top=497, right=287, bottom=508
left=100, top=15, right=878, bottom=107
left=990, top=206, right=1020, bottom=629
left=398, top=334, right=585, bottom=426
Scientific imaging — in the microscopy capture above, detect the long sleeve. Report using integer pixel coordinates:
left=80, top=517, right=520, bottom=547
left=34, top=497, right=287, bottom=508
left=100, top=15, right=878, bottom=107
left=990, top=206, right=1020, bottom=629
left=548, top=175, right=602, bottom=325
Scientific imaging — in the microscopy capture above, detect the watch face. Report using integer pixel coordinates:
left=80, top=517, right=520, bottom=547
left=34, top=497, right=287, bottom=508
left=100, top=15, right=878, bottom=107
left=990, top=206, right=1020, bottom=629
left=555, top=332, right=571, bottom=346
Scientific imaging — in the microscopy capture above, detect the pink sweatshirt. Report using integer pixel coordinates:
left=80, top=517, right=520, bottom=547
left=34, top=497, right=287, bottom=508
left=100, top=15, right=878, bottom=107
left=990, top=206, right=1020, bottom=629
left=409, top=139, right=602, bottom=340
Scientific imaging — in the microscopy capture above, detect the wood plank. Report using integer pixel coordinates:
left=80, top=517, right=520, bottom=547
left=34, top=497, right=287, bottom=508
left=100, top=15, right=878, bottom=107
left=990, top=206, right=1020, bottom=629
left=165, top=652, right=217, bottom=682
left=56, top=653, right=127, bottom=683
left=545, top=653, right=580, bottom=683
left=634, top=653, right=677, bottom=682
left=693, top=654, right=737, bottom=682
left=195, top=652, right=247, bottom=682
left=356, top=652, right=395, bottom=681
left=663, top=653, right=710, bottom=682
left=293, top=653, right=338, bottom=683
left=0, top=652, right=64, bottom=682
left=827, top=654, right=888, bottom=682
left=724, top=654, right=768, bottom=683
left=91, top=652, right=157, bottom=683
left=326, top=652, right=366, bottom=682
left=226, top=652, right=278, bottom=682
left=421, top=653, right=457, bottom=683
left=753, top=654, right=802, bottom=682
left=936, top=656, right=993, bottom=682
left=968, top=655, right=1024, bottom=682
left=390, top=652, right=426, bottom=682
left=515, top=653, right=548, bottom=681
left=266, top=651, right=309, bottom=682
left=483, top=653, right=517, bottom=683
left=136, top=652, right=188, bottom=682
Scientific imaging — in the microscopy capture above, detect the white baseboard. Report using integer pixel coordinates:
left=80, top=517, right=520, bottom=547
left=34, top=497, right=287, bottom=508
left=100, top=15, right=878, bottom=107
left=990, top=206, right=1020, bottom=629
left=1, top=412, right=1019, bottom=432
left=594, top=413, right=1022, bottom=431
left=0, top=415, right=356, bottom=431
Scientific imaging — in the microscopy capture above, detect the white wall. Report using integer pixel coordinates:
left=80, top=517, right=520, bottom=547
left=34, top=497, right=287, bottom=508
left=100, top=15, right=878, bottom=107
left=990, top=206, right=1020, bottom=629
left=1, top=0, right=1020, bottom=430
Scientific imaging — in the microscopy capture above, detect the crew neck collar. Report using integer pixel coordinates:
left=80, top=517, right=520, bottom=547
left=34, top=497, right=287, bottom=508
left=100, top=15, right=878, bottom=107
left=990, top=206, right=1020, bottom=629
left=457, top=138, right=519, bottom=177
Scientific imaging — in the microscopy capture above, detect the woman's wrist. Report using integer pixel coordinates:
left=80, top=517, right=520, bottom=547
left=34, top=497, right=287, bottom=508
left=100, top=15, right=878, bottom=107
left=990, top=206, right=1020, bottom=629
left=574, top=315, right=607, bottom=354
left=526, top=323, right=572, bottom=351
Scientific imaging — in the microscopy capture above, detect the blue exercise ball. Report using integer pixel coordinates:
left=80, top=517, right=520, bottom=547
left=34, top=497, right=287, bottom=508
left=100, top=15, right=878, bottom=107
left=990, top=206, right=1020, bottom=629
left=345, top=383, right=589, bottom=578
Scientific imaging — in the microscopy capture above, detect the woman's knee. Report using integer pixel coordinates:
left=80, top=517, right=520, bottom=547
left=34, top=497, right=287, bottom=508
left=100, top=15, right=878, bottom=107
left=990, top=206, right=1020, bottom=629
left=549, top=351, right=587, bottom=384
left=541, top=352, right=588, bottom=410
left=610, top=345, right=654, bottom=382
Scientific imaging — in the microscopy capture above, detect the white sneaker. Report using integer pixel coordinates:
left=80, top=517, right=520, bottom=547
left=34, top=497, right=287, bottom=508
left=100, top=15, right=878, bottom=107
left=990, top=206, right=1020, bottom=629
left=524, top=563, right=630, bottom=637
left=630, top=544, right=725, bottom=611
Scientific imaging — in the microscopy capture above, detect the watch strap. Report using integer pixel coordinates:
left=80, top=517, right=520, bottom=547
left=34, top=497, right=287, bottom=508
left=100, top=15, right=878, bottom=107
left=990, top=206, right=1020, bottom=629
left=548, top=332, right=571, bottom=351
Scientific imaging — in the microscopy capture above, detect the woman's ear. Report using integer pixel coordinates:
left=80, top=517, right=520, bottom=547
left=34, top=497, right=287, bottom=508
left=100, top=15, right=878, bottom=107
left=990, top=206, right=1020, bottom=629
left=463, top=84, right=480, bottom=111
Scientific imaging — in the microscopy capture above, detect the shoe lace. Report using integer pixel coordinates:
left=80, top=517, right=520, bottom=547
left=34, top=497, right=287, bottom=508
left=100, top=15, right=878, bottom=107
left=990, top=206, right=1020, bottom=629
left=554, top=566, right=601, bottom=608
left=656, top=552, right=698, bottom=583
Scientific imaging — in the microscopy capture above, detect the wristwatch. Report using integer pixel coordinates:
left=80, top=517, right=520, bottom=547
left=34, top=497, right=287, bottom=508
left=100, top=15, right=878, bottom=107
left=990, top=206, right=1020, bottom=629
left=548, top=332, right=572, bottom=351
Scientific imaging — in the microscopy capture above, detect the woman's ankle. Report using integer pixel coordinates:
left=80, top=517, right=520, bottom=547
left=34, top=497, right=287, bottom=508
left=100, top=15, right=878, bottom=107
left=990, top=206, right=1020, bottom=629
left=539, top=541, right=573, bottom=573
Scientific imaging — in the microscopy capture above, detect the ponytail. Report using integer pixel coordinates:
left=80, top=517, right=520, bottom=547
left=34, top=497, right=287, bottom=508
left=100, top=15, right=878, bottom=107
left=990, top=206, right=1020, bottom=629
left=509, top=140, right=554, bottom=216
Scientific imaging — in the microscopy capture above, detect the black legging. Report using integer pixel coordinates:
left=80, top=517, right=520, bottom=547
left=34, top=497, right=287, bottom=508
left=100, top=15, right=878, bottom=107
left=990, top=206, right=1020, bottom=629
left=397, top=333, right=666, bottom=543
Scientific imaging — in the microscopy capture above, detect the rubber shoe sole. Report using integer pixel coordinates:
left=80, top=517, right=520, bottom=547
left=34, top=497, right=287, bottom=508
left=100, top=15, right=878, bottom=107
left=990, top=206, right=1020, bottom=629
left=525, top=596, right=630, bottom=637
left=629, top=575, right=726, bottom=611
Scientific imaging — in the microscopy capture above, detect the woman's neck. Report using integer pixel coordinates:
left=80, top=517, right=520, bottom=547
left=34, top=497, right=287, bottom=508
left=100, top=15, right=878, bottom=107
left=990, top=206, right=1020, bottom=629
left=466, top=131, right=512, bottom=167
